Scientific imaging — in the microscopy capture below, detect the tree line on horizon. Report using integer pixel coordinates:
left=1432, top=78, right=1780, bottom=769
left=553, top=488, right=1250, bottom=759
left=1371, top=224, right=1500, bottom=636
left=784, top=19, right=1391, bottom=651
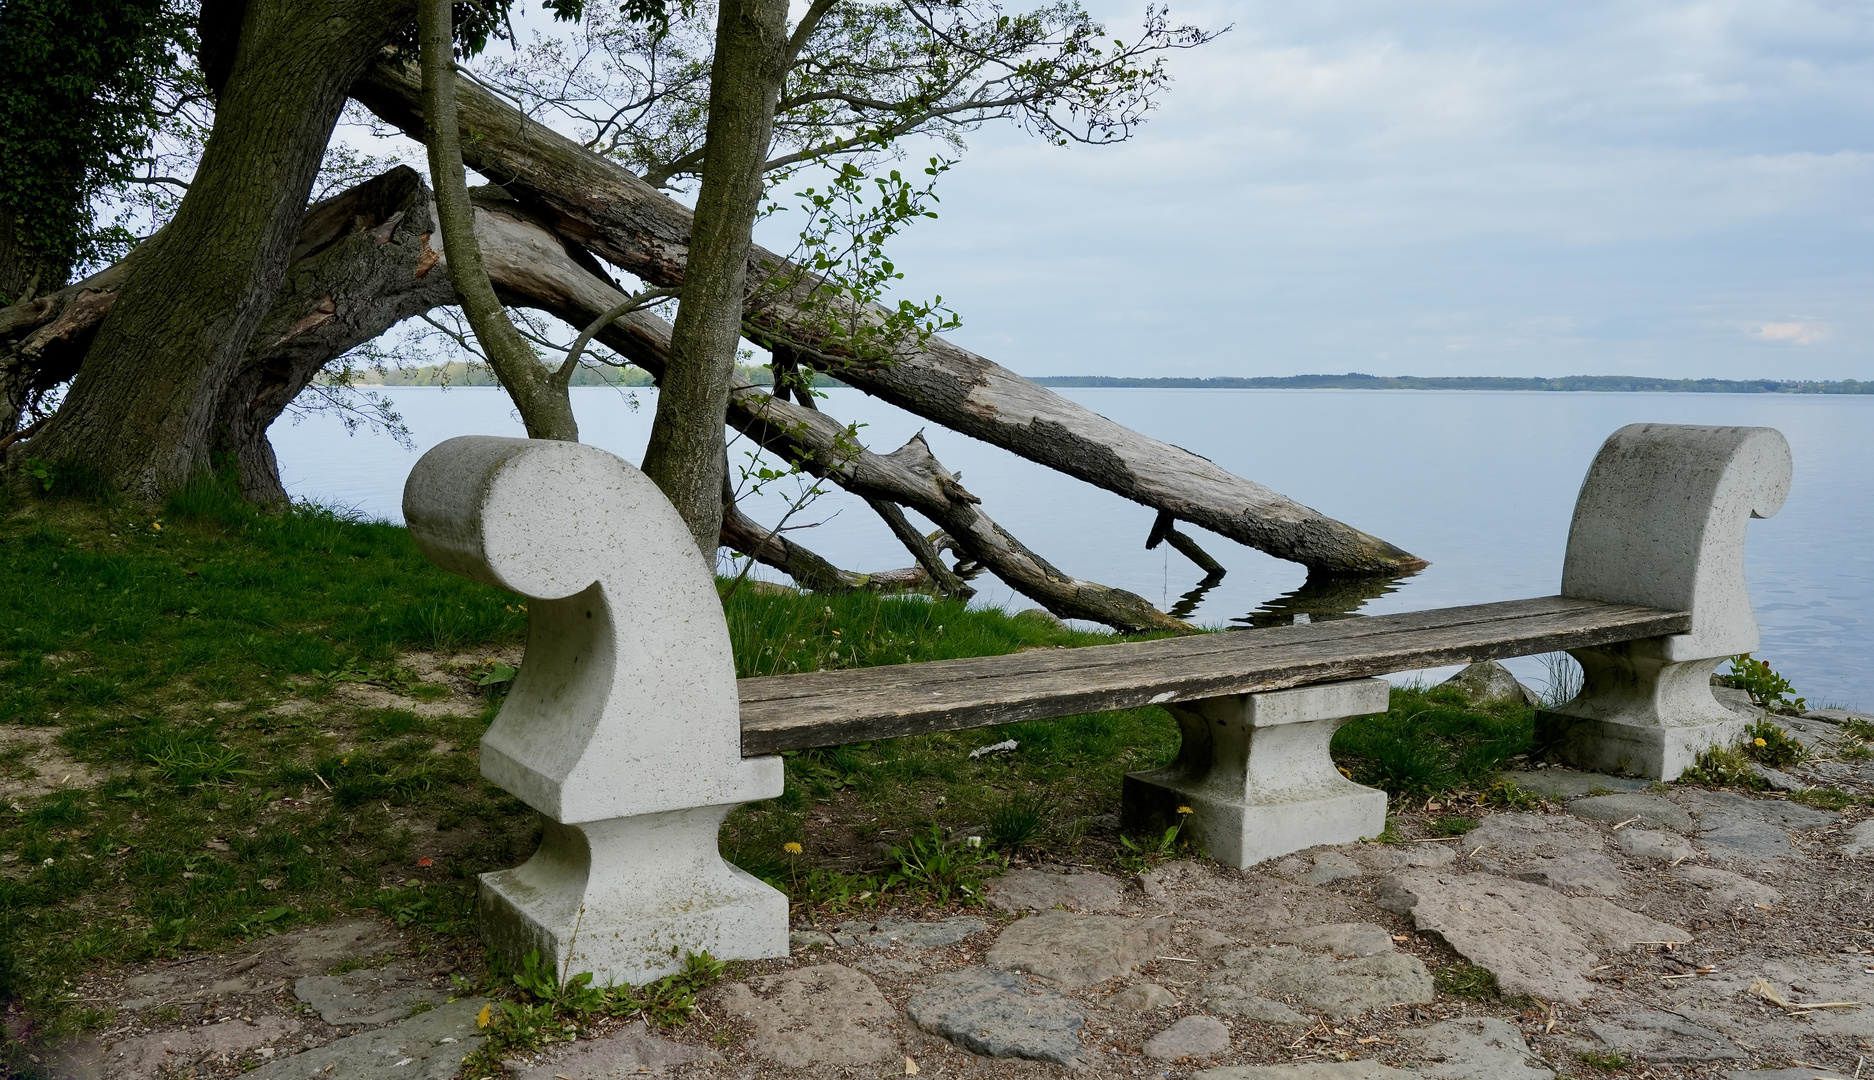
left=1029, top=373, right=1871, bottom=393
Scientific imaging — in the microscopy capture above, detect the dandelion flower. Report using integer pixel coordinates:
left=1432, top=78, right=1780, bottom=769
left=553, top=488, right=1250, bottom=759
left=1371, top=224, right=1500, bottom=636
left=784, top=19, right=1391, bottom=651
left=1177, top=806, right=1194, bottom=815
left=476, top=1003, right=493, bottom=1029
left=783, top=841, right=803, bottom=855
left=1754, top=737, right=1767, bottom=748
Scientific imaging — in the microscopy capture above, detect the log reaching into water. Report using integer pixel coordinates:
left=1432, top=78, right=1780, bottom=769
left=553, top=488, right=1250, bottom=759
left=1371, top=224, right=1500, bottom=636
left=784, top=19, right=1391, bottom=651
left=351, top=60, right=1428, bottom=577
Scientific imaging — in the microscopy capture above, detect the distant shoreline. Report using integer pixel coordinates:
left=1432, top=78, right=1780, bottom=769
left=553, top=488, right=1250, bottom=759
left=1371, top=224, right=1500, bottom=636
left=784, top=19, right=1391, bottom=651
left=1028, top=374, right=1870, bottom=393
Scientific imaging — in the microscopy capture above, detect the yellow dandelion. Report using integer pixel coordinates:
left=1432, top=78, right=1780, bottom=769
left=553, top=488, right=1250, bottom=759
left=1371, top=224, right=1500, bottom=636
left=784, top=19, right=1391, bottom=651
left=1176, top=806, right=1194, bottom=815
left=1754, top=737, right=1767, bottom=747
left=783, top=841, right=803, bottom=855
left=476, top=1003, right=493, bottom=1029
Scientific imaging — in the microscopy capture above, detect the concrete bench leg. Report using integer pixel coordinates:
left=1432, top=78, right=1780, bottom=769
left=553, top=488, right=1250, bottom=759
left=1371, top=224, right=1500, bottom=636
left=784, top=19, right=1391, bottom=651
left=1122, top=678, right=1391, bottom=868
left=403, top=437, right=786, bottom=984
left=1537, top=424, right=1792, bottom=781
left=479, top=806, right=784, bottom=985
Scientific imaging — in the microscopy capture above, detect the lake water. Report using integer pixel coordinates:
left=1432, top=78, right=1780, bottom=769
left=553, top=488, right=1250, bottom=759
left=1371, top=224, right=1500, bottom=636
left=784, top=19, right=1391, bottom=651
left=273, top=387, right=1873, bottom=709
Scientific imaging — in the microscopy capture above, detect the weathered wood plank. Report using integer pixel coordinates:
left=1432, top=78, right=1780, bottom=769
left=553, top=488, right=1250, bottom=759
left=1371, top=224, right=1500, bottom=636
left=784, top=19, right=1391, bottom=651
left=738, top=597, right=1688, bottom=754
left=740, top=596, right=1632, bottom=703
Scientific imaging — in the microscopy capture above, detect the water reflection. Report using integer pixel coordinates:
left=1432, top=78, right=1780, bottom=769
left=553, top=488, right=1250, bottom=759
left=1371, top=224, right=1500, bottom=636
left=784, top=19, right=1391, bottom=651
left=1168, top=569, right=1227, bottom=620
left=1231, top=573, right=1409, bottom=629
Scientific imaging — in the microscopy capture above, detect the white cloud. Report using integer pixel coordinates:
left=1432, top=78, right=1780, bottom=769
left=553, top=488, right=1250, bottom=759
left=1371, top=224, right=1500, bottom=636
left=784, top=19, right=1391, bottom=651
left=1752, top=321, right=1829, bottom=344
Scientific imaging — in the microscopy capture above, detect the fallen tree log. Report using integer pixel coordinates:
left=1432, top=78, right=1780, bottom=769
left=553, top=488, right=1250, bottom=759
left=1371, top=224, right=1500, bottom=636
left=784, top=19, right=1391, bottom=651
left=464, top=193, right=1187, bottom=631
left=351, top=59, right=1427, bottom=577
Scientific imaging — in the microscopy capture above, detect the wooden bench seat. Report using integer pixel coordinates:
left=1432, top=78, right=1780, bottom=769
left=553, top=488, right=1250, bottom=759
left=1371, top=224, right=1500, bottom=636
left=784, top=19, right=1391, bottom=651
left=402, top=422, right=1793, bottom=983
left=738, top=595, right=1689, bottom=754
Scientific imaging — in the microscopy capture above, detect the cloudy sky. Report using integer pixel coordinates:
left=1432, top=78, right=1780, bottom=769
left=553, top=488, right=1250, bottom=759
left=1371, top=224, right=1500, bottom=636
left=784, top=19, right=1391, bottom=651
left=822, top=0, right=1874, bottom=380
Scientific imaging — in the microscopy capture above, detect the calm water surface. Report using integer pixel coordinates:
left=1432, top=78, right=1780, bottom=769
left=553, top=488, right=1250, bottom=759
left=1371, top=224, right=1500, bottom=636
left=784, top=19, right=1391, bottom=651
left=273, top=387, right=1873, bottom=708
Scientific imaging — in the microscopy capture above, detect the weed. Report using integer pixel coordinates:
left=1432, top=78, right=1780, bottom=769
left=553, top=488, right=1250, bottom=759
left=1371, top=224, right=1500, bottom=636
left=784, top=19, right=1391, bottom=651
left=1431, top=815, right=1479, bottom=837
left=1744, top=719, right=1805, bottom=768
left=987, top=789, right=1055, bottom=853
left=459, top=949, right=728, bottom=1077
left=1789, top=786, right=1864, bottom=811
left=1576, top=1049, right=1632, bottom=1070
left=1843, top=718, right=1874, bottom=742
left=1479, top=779, right=1541, bottom=810
left=1117, top=805, right=1194, bottom=872
left=1434, top=963, right=1500, bottom=1000
left=1679, top=744, right=1760, bottom=789
left=1727, top=654, right=1806, bottom=713
left=888, top=823, right=1005, bottom=905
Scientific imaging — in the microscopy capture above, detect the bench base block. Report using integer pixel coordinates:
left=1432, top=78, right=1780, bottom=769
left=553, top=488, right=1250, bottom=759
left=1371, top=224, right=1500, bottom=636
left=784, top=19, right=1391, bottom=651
left=479, top=805, right=787, bottom=986
left=1123, top=771, right=1387, bottom=868
left=1539, top=712, right=1751, bottom=782
left=1540, top=640, right=1753, bottom=781
left=1121, top=680, right=1392, bottom=869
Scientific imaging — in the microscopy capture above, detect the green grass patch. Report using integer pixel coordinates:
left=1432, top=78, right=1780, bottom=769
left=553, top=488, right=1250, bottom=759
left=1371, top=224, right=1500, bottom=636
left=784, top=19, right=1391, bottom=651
left=1433, top=962, right=1500, bottom=1000
left=1330, top=685, right=1535, bottom=799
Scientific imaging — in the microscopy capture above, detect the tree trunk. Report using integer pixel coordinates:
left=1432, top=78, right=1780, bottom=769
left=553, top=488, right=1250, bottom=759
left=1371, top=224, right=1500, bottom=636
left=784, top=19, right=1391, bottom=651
left=351, top=60, right=1427, bottom=576
left=417, top=0, right=577, bottom=443
left=639, top=0, right=792, bottom=557
left=22, top=0, right=411, bottom=500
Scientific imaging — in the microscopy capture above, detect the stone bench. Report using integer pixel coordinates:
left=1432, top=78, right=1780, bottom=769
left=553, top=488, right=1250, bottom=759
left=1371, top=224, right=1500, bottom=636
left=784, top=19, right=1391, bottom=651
left=401, top=422, right=1790, bottom=985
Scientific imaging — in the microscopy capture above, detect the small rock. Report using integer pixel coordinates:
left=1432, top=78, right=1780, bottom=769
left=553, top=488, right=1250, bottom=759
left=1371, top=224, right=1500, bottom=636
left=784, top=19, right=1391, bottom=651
left=1108, top=983, right=1179, bottom=1011
left=502, top=1020, right=718, bottom=1079
left=1496, top=768, right=1649, bottom=799
left=244, top=997, right=487, bottom=1080
left=716, top=963, right=897, bottom=1067
left=831, top=915, right=987, bottom=949
left=1191, top=1019, right=1556, bottom=1078
left=276, top=919, right=404, bottom=973
left=1273, top=923, right=1396, bottom=958
left=1617, top=828, right=1697, bottom=863
left=986, top=865, right=1125, bottom=913
left=293, top=961, right=445, bottom=1025
left=1514, top=850, right=1623, bottom=896
left=1144, top=1015, right=1232, bottom=1061
left=1844, top=819, right=1874, bottom=857
left=1201, top=944, right=1433, bottom=1020
left=1676, top=865, right=1783, bottom=909
left=789, top=929, right=835, bottom=949
left=1587, top=1009, right=1745, bottom=1062
left=1440, top=661, right=1540, bottom=706
left=1464, top=813, right=1605, bottom=858
left=1138, top=871, right=1169, bottom=901
left=1750, top=763, right=1809, bottom=792
left=905, top=967, right=1085, bottom=1066
left=1570, top=793, right=1695, bottom=833
left=1204, top=994, right=1311, bottom=1026
left=986, top=912, right=1171, bottom=988
left=1401, top=1017, right=1555, bottom=1079
left=1301, top=851, right=1365, bottom=885
left=1377, top=870, right=1691, bottom=1004
left=1195, top=1065, right=1403, bottom=1079
left=1018, top=607, right=1067, bottom=627
left=103, top=1016, right=300, bottom=1080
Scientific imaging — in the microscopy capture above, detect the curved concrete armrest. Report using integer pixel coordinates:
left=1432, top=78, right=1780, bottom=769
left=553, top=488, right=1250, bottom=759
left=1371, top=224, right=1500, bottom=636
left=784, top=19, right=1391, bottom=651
left=1547, top=423, right=1792, bottom=779
left=403, top=436, right=780, bottom=823
left=1561, top=423, right=1791, bottom=660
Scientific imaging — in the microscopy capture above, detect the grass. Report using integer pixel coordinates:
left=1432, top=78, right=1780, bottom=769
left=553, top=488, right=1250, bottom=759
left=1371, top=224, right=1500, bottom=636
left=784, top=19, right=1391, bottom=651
left=0, top=474, right=1578, bottom=1060
left=0, top=476, right=1139, bottom=1053
left=1331, top=684, right=1536, bottom=800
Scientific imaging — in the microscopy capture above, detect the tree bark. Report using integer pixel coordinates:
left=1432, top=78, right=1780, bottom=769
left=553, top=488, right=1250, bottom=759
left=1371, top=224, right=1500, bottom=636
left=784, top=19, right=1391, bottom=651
left=639, top=0, right=793, bottom=556
left=23, top=0, right=411, bottom=499
left=351, top=59, right=1426, bottom=576
left=418, top=0, right=577, bottom=443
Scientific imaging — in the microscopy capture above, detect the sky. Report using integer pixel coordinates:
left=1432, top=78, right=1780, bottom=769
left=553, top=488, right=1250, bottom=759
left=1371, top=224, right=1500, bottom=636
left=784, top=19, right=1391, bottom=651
left=810, top=0, right=1874, bottom=380
left=381, top=0, right=1874, bottom=382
